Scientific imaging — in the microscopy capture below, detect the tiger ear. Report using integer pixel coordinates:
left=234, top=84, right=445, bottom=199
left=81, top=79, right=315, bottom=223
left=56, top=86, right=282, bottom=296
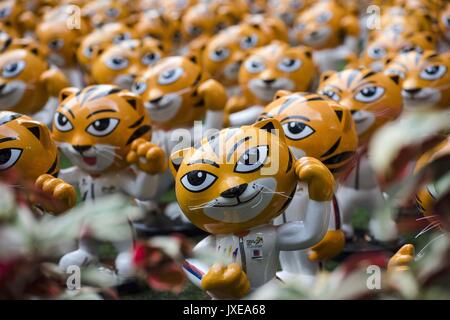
left=118, top=91, right=142, bottom=110
left=59, top=87, right=79, bottom=103
left=18, top=119, right=52, bottom=149
left=252, top=118, right=285, bottom=139
left=319, top=70, right=336, bottom=85
left=169, top=147, right=194, bottom=177
left=274, top=90, right=292, bottom=100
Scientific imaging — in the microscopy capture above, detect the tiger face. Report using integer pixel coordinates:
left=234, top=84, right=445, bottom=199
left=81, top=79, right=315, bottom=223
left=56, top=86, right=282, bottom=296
left=0, top=0, right=26, bottom=32
left=360, top=31, right=437, bottom=72
left=91, top=39, right=164, bottom=90
left=0, top=41, right=65, bottom=114
left=318, top=68, right=403, bottom=145
left=384, top=50, right=450, bottom=110
left=169, top=119, right=297, bottom=234
left=0, top=111, right=59, bottom=181
left=134, top=10, right=181, bottom=54
left=439, top=3, right=450, bottom=43
left=36, top=6, right=89, bottom=68
left=294, top=1, right=359, bottom=49
left=181, top=2, right=233, bottom=42
left=259, top=92, right=357, bottom=176
left=82, top=0, right=130, bottom=28
left=269, top=0, right=311, bottom=27
left=131, top=56, right=208, bottom=130
left=203, top=24, right=272, bottom=87
left=242, top=14, right=289, bottom=44
left=52, top=85, right=151, bottom=174
left=239, top=41, right=316, bottom=105
left=77, top=22, right=135, bottom=70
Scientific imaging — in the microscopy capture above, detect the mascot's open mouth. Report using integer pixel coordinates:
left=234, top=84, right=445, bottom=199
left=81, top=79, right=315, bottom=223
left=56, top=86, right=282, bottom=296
left=212, top=189, right=262, bottom=208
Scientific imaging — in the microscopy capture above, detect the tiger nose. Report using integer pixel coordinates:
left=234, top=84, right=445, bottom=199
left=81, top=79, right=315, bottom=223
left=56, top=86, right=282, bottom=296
left=263, top=79, right=276, bottom=85
left=73, top=145, right=91, bottom=153
left=404, top=88, right=422, bottom=95
left=149, top=96, right=163, bottom=104
left=221, top=183, right=248, bottom=198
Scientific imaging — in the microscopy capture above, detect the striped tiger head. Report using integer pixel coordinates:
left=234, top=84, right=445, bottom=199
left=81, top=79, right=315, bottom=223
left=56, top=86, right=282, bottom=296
left=77, top=22, right=135, bottom=70
left=91, top=39, right=164, bottom=90
left=0, top=111, right=59, bottom=181
left=293, top=1, right=359, bottom=50
left=239, top=41, right=316, bottom=105
left=131, top=56, right=208, bottom=130
left=82, top=0, right=130, bottom=28
left=52, top=85, right=151, bottom=174
left=359, top=31, right=437, bottom=72
left=259, top=92, right=358, bottom=177
left=384, top=50, right=450, bottom=110
left=134, top=10, right=181, bottom=54
left=169, top=119, right=297, bottom=234
left=203, top=23, right=272, bottom=87
left=318, top=67, right=403, bottom=145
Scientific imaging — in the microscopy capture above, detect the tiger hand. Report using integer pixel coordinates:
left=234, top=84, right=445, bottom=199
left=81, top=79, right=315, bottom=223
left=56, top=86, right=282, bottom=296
left=198, top=79, right=227, bottom=111
left=388, top=244, right=415, bottom=273
left=201, top=263, right=251, bottom=299
left=33, top=174, right=76, bottom=215
left=295, top=157, right=335, bottom=202
left=126, top=139, right=167, bottom=174
left=309, top=230, right=345, bottom=261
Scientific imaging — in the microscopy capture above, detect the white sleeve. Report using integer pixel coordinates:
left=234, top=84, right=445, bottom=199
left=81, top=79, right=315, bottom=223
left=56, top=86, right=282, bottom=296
left=183, top=236, right=216, bottom=288
left=58, top=167, right=81, bottom=186
left=204, top=110, right=224, bottom=130
left=229, top=106, right=264, bottom=127
left=120, top=170, right=160, bottom=201
left=276, top=200, right=330, bottom=251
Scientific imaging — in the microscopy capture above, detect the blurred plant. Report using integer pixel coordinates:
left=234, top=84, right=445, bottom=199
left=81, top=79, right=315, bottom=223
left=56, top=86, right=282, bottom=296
left=132, top=235, right=192, bottom=294
left=0, top=171, right=191, bottom=299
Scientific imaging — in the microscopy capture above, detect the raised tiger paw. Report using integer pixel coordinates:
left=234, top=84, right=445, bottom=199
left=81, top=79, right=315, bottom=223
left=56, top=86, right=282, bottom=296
left=199, top=79, right=227, bottom=111
left=126, top=138, right=167, bottom=174
left=33, top=174, right=77, bottom=215
left=294, top=157, right=335, bottom=202
left=309, top=229, right=345, bottom=261
left=388, top=244, right=415, bottom=273
left=201, top=263, right=251, bottom=299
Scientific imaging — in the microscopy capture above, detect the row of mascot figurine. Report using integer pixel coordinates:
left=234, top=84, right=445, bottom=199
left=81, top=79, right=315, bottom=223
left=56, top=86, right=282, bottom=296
left=0, top=0, right=449, bottom=299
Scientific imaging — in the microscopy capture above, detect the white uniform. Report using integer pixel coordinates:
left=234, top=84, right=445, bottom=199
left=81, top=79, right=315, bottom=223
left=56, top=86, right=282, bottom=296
left=336, top=153, right=397, bottom=241
left=183, top=199, right=330, bottom=291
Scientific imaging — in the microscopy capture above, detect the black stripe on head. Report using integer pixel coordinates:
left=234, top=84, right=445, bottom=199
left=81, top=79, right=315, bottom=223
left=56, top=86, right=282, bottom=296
left=321, top=137, right=341, bottom=158
left=361, top=71, right=376, bottom=80
left=305, top=96, right=325, bottom=102
left=426, top=53, right=439, bottom=60
left=81, top=85, right=121, bottom=106
left=334, top=110, right=343, bottom=122
left=46, top=155, right=59, bottom=175
left=322, top=151, right=355, bottom=165
left=277, top=95, right=301, bottom=114
left=207, top=132, right=221, bottom=157
left=126, top=125, right=151, bottom=145
left=128, top=116, right=144, bottom=129
left=0, top=112, right=21, bottom=126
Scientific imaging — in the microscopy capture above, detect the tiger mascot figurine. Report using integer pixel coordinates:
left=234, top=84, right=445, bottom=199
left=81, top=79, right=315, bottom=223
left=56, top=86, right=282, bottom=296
left=180, top=1, right=235, bottom=53
left=384, top=50, right=450, bottom=111
left=0, top=111, right=76, bottom=215
left=52, top=85, right=167, bottom=276
left=225, top=41, right=317, bottom=127
left=0, top=22, right=18, bottom=53
left=0, top=0, right=35, bottom=35
left=134, top=10, right=181, bottom=54
left=91, top=39, right=164, bottom=89
left=36, top=4, right=90, bottom=87
left=353, top=31, right=437, bottom=72
left=170, top=118, right=334, bottom=298
left=81, top=0, right=134, bottom=28
left=293, top=0, right=359, bottom=71
left=203, top=23, right=282, bottom=93
left=131, top=55, right=227, bottom=227
left=388, top=136, right=449, bottom=273
left=259, top=92, right=358, bottom=283
left=77, top=22, right=135, bottom=77
left=0, top=39, right=69, bottom=125
left=318, top=67, right=403, bottom=241
left=268, top=0, right=312, bottom=28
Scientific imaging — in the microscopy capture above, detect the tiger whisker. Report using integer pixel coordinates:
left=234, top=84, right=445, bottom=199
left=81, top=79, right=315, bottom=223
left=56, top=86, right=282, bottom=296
left=415, top=221, right=441, bottom=239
